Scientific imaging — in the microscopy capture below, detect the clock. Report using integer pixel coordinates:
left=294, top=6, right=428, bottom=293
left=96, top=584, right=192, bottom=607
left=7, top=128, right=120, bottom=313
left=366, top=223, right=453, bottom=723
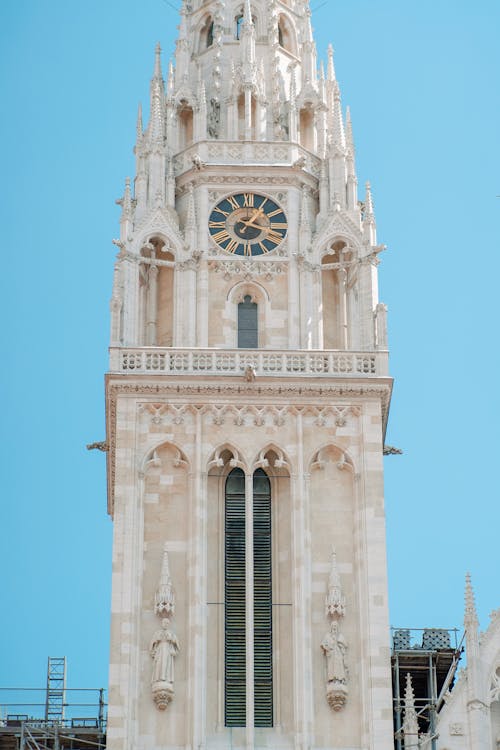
left=208, top=192, right=288, bottom=256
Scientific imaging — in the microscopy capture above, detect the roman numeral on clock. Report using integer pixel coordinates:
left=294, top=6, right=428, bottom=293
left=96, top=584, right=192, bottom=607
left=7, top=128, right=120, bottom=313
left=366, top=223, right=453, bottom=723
left=227, top=195, right=241, bottom=210
left=211, top=229, right=231, bottom=244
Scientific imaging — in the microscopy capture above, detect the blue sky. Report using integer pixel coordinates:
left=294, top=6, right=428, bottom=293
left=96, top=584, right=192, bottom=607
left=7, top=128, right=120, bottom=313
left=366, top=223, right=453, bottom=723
left=1, top=0, right=499, bottom=709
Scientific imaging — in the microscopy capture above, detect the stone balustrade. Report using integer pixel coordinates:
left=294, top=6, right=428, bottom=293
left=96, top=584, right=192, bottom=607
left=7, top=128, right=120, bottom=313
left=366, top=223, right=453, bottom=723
left=109, top=348, right=389, bottom=378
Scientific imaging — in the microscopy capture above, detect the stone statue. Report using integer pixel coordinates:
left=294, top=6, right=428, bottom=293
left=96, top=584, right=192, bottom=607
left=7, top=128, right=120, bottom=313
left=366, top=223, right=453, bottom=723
left=208, top=98, right=220, bottom=139
left=321, top=621, right=348, bottom=711
left=150, top=618, right=180, bottom=709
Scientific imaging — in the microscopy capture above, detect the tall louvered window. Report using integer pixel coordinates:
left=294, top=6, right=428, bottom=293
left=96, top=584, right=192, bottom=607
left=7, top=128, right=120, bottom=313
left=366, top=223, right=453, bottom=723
left=253, top=469, right=273, bottom=727
left=225, top=469, right=247, bottom=727
left=237, top=295, right=258, bottom=348
left=224, top=468, right=273, bottom=728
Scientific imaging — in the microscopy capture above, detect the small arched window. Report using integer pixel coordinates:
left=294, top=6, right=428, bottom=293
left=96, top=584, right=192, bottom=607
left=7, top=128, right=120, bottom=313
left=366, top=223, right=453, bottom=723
left=277, top=15, right=296, bottom=54
left=278, top=22, right=284, bottom=48
left=200, top=16, right=214, bottom=50
left=235, top=14, right=244, bottom=39
left=238, top=295, right=258, bottom=348
left=207, top=20, right=214, bottom=48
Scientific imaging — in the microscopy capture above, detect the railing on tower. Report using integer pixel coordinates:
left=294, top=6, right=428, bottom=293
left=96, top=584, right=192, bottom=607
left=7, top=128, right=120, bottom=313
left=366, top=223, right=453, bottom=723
left=109, top=347, right=389, bottom=378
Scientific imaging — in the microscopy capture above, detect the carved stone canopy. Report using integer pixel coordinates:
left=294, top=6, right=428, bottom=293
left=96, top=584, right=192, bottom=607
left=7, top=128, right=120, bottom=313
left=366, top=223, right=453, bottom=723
left=155, top=544, right=175, bottom=617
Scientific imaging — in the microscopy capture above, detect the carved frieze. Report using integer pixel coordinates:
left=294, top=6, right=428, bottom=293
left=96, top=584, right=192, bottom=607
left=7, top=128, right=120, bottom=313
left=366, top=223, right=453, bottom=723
left=208, top=258, right=288, bottom=279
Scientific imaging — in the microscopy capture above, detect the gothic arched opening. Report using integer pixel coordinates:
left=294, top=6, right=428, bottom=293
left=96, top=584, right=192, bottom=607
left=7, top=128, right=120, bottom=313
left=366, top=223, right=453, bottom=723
left=238, top=294, right=258, bottom=348
left=224, top=467, right=273, bottom=728
left=178, top=102, right=194, bottom=149
left=299, top=107, right=315, bottom=151
left=140, top=237, right=175, bottom=346
left=321, top=241, right=352, bottom=349
left=277, top=15, right=296, bottom=55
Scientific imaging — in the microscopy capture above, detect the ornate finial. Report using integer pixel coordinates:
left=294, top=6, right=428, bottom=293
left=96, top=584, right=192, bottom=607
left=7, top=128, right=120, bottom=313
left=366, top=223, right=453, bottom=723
left=365, top=181, right=374, bottom=217
left=167, top=61, right=175, bottom=97
left=154, top=42, right=163, bottom=79
left=243, top=0, right=253, bottom=26
left=325, top=549, right=346, bottom=618
left=464, top=572, right=479, bottom=628
left=136, top=103, right=143, bottom=143
left=300, top=186, right=311, bottom=228
left=345, top=106, right=354, bottom=151
left=154, top=544, right=175, bottom=617
left=330, top=89, right=345, bottom=150
left=120, top=177, right=132, bottom=219
left=402, top=673, right=419, bottom=739
left=327, top=44, right=336, bottom=82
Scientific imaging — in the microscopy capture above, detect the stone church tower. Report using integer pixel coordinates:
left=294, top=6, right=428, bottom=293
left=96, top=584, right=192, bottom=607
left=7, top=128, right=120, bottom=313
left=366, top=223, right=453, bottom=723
left=105, top=1, right=394, bottom=748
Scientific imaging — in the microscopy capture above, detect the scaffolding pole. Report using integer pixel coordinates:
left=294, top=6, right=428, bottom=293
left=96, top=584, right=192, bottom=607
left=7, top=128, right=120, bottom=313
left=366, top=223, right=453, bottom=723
left=45, top=658, right=66, bottom=723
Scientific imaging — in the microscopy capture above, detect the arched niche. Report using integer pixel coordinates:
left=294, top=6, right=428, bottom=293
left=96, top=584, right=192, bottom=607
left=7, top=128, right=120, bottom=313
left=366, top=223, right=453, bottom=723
left=299, top=105, right=315, bottom=151
left=199, top=15, right=214, bottom=51
left=226, top=280, right=270, bottom=349
left=140, top=236, right=175, bottom=346
left=237, top=91, right=257, bottom=140
left=320, top=240, right=355, bottom=350
left=277, top=14, right=297, bottom=56
left=178, top=100, right=194, bottom=149
left=234, top=6, right=258, bottom=39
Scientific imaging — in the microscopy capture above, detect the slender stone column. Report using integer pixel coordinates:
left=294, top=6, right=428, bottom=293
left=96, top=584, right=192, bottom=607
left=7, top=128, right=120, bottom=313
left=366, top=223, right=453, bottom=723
left=245, top=471, right=255, bottom=749
left=187, top=410, right=207, bottom=750
left=291, top=412, right=313, bottom=749
left=146, top=263, right=158, bottom=345
left=172, top=265, right=181, bottom=347
left=338, top=267, right=348, bottom=350
left=245, top=88, right=252, bottom=141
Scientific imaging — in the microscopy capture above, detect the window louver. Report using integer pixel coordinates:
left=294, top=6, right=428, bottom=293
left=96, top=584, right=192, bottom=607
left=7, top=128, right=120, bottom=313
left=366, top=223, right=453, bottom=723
left=224, top=468, right=273, bottom=728
left=225, top=469, right=246, bottom=727
left=253, top=469, right=273, bottom=728
left=238, top=295, right=258, bottom=348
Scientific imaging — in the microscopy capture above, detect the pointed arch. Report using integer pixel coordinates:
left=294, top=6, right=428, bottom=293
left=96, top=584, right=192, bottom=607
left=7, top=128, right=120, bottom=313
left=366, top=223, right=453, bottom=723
left=138, top=235, right=177, bottom=347
left=227, top=279, right=270, bottom=349
left=308, top=441, right=358, bottom=475
left=141, top=439, right=191, bottom=476
left=199, top=14, right=214, bottom=51
left=277, top=13, right=297, bottom=56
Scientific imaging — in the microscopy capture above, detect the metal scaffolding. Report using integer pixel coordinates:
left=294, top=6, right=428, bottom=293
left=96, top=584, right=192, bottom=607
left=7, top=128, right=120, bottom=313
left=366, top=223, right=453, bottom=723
left=45, top=659, right=66, bottom=723
left=0, top=657, right=106, bottom=750
left=391, top=627, right=463, bottom=750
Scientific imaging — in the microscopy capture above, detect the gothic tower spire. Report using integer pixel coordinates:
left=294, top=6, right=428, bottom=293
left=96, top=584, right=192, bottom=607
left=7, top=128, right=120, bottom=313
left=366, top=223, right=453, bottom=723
left=106, top=4, right=394, bottom=749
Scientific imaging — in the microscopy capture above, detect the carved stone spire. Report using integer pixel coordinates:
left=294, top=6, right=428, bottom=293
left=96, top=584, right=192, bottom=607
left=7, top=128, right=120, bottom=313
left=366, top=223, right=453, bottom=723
left=327, top=44, right=336, bottom=83
left=463, top=575, right=490, bottom=750
left=122, top=177, right=132, bottom=217
left=345, top=106, right=354, bottom=153
left=240, top=0, right=256, bottom=71
left=402, top=673, right=419, bottom=741
left=155, top=544, right=175, bottom=617
left=325, top=549, right=346, bottom=619
left=464, top=571, right=479, bottom=629
left=299, top=186, right=312, bottom=254
left=331, top=82, right=345, bottom=150
left=364, top=182, right=375, bottom=220
left=149, top=43, right=165, bottom=145
left=136, top=103, right=143, bottom=144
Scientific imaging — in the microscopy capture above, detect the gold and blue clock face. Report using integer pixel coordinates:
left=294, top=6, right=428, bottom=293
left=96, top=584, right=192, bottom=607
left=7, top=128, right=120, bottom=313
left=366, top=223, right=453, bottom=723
left=208, top=192, right=288, bottom=256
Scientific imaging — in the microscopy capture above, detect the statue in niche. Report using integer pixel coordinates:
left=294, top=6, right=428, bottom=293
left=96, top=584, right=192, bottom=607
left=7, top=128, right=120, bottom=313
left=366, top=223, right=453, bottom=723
left=321, top=621, right=348, bottom=711
left=208, top=98, right=220, bottom=139
left=150, top=618, right=180, bottom=710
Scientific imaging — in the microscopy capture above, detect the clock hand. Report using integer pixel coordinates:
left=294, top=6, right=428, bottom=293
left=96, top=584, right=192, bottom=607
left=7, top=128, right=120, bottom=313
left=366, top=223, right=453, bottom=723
left=239, top=209, right=265, bottom=230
